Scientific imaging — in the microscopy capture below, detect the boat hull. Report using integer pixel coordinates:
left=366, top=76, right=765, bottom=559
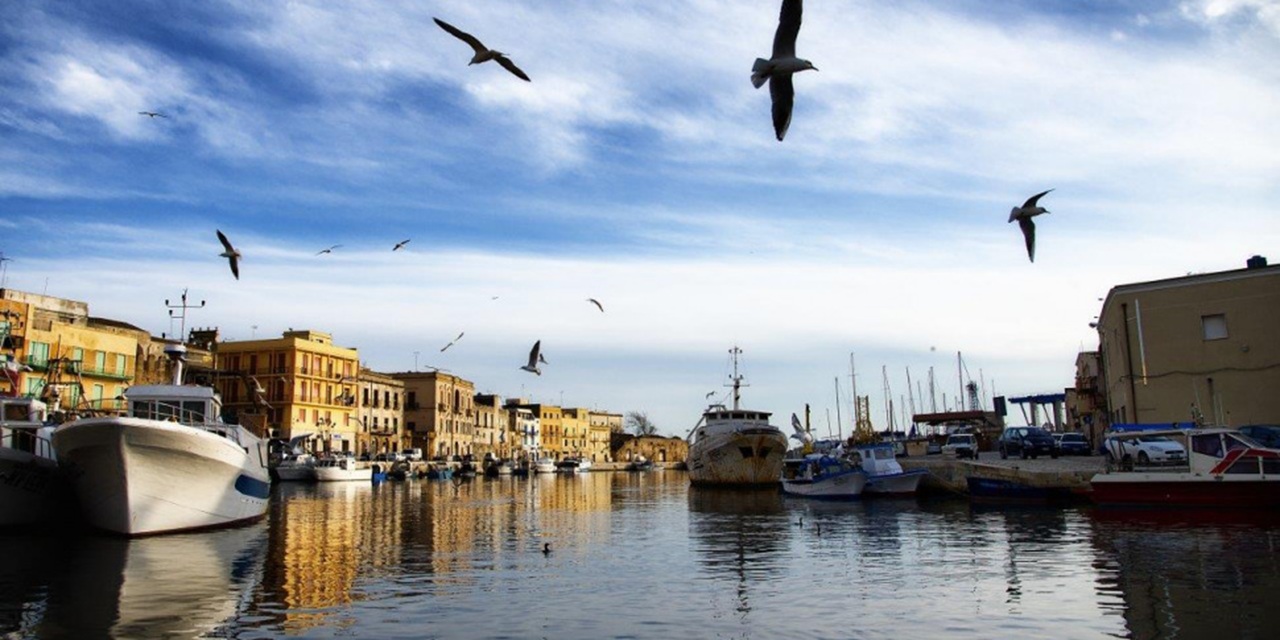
left=688, top=429, right=788, bottom=487
left=966, top=477, right=1074, bottom=504
left=1089, top=474, right=1280, bottom=508
left=0, top=448, right=65, bottom=526
left=864, top=469, right=928, bottom=496
left=53, top=417, right=270, bottom=536
left=782, top=470, right=867, bottom=499
left=313, top=466, right=372, bottom=482
left=274, top=463, right=316, bottom=482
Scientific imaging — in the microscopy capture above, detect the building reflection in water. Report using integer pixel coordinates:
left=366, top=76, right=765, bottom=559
left=1089, top=509, right=1280, bottom=640
left=35, top=523, right=267, bottom=639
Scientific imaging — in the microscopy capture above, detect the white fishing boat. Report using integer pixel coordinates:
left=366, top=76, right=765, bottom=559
left=0, top=395, right=65, bottom=526
left=848, top=442, right=928, bottom=495
left=272, top=433, right=317, bottom=481
left=686, top=347, right=788, bottom=487
left=52, top=344, right=271, bottom=536
left=555, top=456, right=592, bottom=473
left=533, top=457, right=557, bottom=474
left=313, top=455, right=372, bottom=482
left=781, top=454, right=867, bottom=499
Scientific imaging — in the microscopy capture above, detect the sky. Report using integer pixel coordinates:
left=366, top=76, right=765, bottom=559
left=1, top=0, right=1277, bottom=437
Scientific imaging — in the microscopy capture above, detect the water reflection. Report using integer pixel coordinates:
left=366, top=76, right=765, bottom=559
left=26, top=524, right=266, bottom=639
left=687, top=487, right=787, bottom=624
left=1089, top=509, right=1280, bottom=640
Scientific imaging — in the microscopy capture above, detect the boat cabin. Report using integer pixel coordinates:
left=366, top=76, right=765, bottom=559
left=696, top=407, right=777, bottom=440
left=1, top=397, right=51, bottom=456
left=123, top=385, right=222, bottom=426
left=848, top=443, right=905, bottom=476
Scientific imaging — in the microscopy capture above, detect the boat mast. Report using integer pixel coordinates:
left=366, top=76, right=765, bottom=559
left=727, top=346, right=745, bottom=411
left=833, top=376, right=842, bottom=440
left=164, top=289, right=205, bottom=386
left=849, top=352, right=858, bottom=433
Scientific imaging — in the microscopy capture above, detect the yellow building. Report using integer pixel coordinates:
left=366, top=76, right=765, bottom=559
left=395, top=370, right=476, bottom=459
left=216, top=330, right=360, bottom=453
left=1, top=289, right=135, bottom=415
left=586, top=418, right=613, bottom=463
left=1095, top=256, right=1280, bottom=427
left=561, top=408, right=591, bottom=458
left=355, top=368, right=406, bottom=458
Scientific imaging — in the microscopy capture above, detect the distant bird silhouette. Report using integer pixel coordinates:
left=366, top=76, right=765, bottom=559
left=705, top=391, right=716, bottom=399
left=1008, top=189, right=1053, bottom=263
left=795, top=517, right=803, bottom=527
left=138, top=111, right=167, bottom=118
left=521, top=340, right=544, bottom=375
left=542, top=542, right=552, bottom=555
left=434, top=17, right=531, bottom=82
left=316, top=244, right=341, bottom=255
left=751, top=0, right=817, bottom=141
left=216, top=229, right=241, bottom=280
left=587, top=298, right=604, bottom=313
left=393, top=239, right=411, bottom=251
left=440, top=332, right=465, bottom=352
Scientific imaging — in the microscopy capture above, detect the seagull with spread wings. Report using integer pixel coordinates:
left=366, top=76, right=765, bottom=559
left=521, top=340, right=544, bottom=376
left=216, top=230, right=241, bottom=280
left=1008, top=189, right=1054, bottom=263
left=440, top=332, right=465, bottom=352
left=434, top=17, right=531, bottom=82
left=393, top=239, right=411, bottom=251
left=750, top=0, right=818, bottom=141
left=138, top=111, right=168, bottom=118
left=587, top=298, right=604, bottom=313
left=316, top=244, right=342, bottom=255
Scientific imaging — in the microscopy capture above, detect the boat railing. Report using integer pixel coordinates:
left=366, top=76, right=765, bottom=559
left=2, top=427, right=56, bottom=459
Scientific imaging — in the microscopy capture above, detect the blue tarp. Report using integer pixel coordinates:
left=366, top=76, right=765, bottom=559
left=1106, top=422, right=1196, bottom=433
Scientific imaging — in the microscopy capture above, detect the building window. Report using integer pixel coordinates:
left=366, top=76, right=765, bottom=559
left=1202, top=314, right=1228, bottom=341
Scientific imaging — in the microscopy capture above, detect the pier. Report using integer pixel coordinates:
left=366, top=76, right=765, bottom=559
left=902, top=452, right=1103, bottom=497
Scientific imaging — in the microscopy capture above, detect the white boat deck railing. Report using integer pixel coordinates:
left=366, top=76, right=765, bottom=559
left=127, top=398, right=253, bottom=447
left=2, top=428, right=56, bottom=459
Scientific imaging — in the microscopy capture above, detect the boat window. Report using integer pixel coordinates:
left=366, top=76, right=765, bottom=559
left=1224, top=434, right=1252, bottom=452
left=183, top=401, right=207, bottom=423
left=1191, top=434, right=1223, bottom=458
left=3, top=404, right=26, bottom=421
left=1223, top=455, right=1261, bottom=475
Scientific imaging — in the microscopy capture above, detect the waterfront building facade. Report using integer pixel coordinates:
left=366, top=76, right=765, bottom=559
left=473, top=394, right=503, bottom=460
left=504, top=400, right=540, bottom=463
left=356, top=368, right=406, bottom=458
left=395, top=371, right=476, bottom=459
left=0, top=289, right=136, bottom=415
left=216, top=330, right=361, bottom=453
left=611, top=433, right=689, bottom=465
left=561, top=408, right=590, bottom=458
left=1095, top=256, right=1280, bottom=427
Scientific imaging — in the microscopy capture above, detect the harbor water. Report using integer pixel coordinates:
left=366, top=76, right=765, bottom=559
left=4, top=471, right=1280, bottom=639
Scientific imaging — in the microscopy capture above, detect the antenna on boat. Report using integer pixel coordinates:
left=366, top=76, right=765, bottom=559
left=163, top=289, right=204, bottom=385
left=727, top=346, right=746, bottom=410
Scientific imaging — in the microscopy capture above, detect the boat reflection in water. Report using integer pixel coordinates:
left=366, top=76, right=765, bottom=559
left=686, top=486, right=787, bottom=620
left=36, top=523, right=267, bottom=638
left=1090, top=508, right=1280, bottom=640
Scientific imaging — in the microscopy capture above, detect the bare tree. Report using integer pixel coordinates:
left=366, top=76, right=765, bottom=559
left=625, top=411, right=658, bottom=436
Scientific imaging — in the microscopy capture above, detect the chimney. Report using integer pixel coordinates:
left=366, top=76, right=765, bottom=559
left=1246, top=255, right=1268, bottom=269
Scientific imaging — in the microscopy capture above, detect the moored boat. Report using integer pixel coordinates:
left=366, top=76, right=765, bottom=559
left=313, top=455, right=372, bottom=482
left=686, top=347, right=788, bottom=488
left=533, top=457, right=557, bottom=474
left=850, top=442, right=928, bottom=496
left=52, top=344, right=271, bottom=536
left=1090, top=427, right=1280, bottom=508
left=0, top=395, right=66, bottom=526
left=555, top=456, right=592, bottom=473
left=781, top=454, right=867, bottom=499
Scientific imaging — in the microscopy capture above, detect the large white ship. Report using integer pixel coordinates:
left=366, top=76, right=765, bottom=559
left=686, top=347, right=788, bottom=487
left=53, top=344, right=271, bottom=536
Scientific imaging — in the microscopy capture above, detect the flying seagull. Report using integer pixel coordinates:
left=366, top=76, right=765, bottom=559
left=751, top=0, right=818, bottom=141
left=393, top=239, right=411, bottom=251
left=1008, top=189, right=1054, bottom=263
left=440, top=331, right=465, bottom=352
left=316, top=244, right=342, bottom=255
left=138, top=111, right=168, bottom=118
left=434, top=17, right=531, bottom=82
left=587, top=298, right=604, bottom=313
left=216, top=229, right=241, bottom=280
left=521, top=340, right=544, bottom=376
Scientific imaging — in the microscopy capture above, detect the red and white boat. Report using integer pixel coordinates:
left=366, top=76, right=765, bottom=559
left=1089, top=427, right=1280, bottom=508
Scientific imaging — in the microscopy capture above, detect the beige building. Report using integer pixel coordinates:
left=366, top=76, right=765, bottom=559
left=612, top=434, right=689, bottom=465
left=396, top=371, right=476, bottom=459
left=356, top=368, right=406, bottom=458
left=1095, top=256, right=1280, bottom=428
left=473, top=394, right=504, bottom=460
left=216, top=330, right=361, bottom=453
left=561, top=408, right=591, bottom=458
left=0, top=289, right=136, bottom=415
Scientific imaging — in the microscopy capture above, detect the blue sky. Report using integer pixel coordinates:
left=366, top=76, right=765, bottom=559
left=2, top=0, right=1277, bottom=436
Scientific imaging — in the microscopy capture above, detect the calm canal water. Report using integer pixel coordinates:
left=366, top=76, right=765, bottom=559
left=4, top=471, right=1280, bottom=639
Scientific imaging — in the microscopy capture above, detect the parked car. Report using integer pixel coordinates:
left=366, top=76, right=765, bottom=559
left=942, top=433, right=978, bottom=459
left=1053, top=432, right=1091, bottom=456
left=1104, top=434, right=1186, bottom=468
left=998, top=426, right=1057, bottom=459
left=1238, top=425, right=1280, bottom=449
